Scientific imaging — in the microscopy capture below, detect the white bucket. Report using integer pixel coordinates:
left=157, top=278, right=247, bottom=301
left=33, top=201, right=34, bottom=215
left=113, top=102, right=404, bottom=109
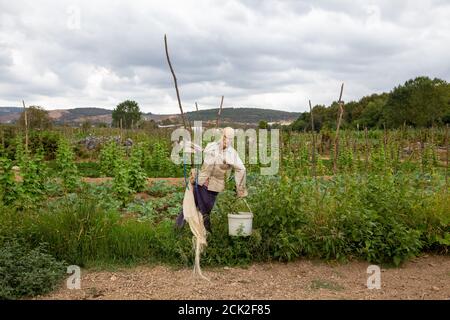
left=227, top=212, right=253, bottom=236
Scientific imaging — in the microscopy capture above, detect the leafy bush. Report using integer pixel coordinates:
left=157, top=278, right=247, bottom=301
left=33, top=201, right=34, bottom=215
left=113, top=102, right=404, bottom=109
left=0, top=239, right=65, bottom=299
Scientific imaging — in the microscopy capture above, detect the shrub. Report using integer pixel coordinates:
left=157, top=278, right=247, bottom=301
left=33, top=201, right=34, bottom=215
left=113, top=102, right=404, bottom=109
left=0, top=239, right=65, bottom=299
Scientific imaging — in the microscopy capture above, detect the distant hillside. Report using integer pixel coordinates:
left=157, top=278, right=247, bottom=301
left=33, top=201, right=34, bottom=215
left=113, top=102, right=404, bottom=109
left=0, top=107, right=22, bottom=115
left=184, top=107, right=299, bottom=124
left=49, top=108, right=113, bottom=124
left=0, top=106, right=299, bottom=125
left=0, top=107, right=113, bottom=124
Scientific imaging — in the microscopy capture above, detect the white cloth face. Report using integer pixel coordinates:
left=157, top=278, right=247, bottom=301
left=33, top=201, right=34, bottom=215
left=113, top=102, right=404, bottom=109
left=203, top=141, right=245, bottom=170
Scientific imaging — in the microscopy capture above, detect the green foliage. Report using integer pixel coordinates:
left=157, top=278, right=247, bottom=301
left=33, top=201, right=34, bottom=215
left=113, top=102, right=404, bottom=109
left=17, top=106, right=52, bottom=130
left=112, top=100, right=142, bottom=129
left=56, top=138, right=80, bottom=192
left=290, top=77, right=449, bottom=130
left=99, top=140, right=120, bottom=176
left=0, top=239, right=65, bottom=299
left=0, top=157, right=18, bottom=205
left=28, top=130, right=60, bottom=160
left=258, top=120, right=269, bottom=129
left=112, top=155, right=132, bottom=206
left=143, top=142, right=181, bottom=177
left=75, top=161, right=101, bottom=178
left=16, top=143, right=48, bottom=209
left=127, top=144, right=147, bottom=193
left=147, top=180, right=178, bottom=197
left=384, top=77, right=449, bottom=127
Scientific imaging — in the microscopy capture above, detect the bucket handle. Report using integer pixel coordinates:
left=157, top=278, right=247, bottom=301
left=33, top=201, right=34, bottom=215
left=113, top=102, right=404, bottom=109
left=241, top=198, right=253, bottom=214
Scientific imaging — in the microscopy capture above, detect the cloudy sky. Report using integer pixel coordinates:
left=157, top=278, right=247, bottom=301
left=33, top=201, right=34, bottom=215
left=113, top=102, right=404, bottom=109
left=0, top=0, right=449, bottom=114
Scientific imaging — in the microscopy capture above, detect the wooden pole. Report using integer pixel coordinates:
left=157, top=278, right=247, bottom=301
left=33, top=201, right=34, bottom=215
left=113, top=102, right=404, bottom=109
left=164, top=34, right=191, bottom=133
left=309, top=100, right=316, bottom=181
left=216, top=95, right=224, bottom=128
left=22, top=100, right=28, bottom=153
left=120, top=118, right=123, bottom=142
left=333, top=83, right=344, bottom=174
left=445, top=124, right=449, bottom=188
left=364, top=127, right=369, bottom=170
left=0, top=126, right=4, bottom=152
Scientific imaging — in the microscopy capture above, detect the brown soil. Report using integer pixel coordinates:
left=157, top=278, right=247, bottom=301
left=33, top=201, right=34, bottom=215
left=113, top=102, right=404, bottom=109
left=37, top=254, right=450, bottom=300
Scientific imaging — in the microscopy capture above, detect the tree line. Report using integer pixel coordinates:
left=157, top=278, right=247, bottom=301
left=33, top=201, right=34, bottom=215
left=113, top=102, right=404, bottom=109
left=291, top=76, right=450, bottom=131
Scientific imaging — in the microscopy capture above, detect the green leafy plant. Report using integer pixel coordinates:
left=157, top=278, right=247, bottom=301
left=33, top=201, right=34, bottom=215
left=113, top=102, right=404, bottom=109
left=0, top=239, right=65, bottom=299
left=127, top=144, right=147, bottom=193
left=0, top=157, right=18, bottom=205
left=56, top=137, right=80, bottom=192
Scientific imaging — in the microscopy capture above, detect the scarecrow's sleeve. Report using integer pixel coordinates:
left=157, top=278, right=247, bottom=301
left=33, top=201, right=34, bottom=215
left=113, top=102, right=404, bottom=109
left=228, top=149, right=248, bottom=197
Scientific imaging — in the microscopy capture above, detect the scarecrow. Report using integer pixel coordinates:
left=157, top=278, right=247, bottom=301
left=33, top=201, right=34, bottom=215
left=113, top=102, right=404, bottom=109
left=164, top=35, right=247, bottom=279
left=175, top=127, right=248, bottom=232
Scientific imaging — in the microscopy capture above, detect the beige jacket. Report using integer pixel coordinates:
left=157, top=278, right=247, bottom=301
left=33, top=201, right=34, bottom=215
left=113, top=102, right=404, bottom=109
left=193, top=141, right=247, bottom=196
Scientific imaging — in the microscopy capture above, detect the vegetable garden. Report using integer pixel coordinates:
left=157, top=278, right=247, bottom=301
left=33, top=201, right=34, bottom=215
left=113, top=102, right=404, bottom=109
left=0, top=124, right=448, bottom=299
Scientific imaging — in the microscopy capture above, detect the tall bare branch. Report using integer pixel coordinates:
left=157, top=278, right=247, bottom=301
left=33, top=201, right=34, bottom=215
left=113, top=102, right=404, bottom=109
left=22, top=100, right=28, bottom=152
left=164, top=34, right=191, bottom=133
left=216, top=96, right=224, bottom=128
left=333, top=83, right=345, bottom=174
left=309, top=100, right=317, bottom=181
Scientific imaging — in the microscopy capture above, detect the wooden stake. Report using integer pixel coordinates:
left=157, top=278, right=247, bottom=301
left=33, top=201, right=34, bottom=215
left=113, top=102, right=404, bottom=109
left=22, top=100, right=28, bottom=152
left=446, top=124, right=449, bottom=187
left=309, top=100, right=316, bottom=181
left=120, top=118, right=123, bottom=142
left=0, top=126, right=4, bottom=152
left=216, top=96, right=224, bottom=128
left=164, top=34, right=191, bottom=133
left=364, top=127, right=369, bottom=170
left=333, top=83, right=345, bottom=174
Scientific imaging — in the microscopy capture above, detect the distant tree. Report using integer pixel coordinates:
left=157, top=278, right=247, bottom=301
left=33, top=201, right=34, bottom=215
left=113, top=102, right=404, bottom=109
left=112, top=100, right=142, bottom=129
left=353, top=94, right=389, bottom=129
left=17, top=106, right=52, bottom=130
left=384, top=77, right=449, bottom=127
left=258, top=120, right=269, bottom=129
left=290, top=77, right=450, bottom=131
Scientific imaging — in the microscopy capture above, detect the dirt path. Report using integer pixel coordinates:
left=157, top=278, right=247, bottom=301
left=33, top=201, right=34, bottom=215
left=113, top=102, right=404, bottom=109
left=38, top=255, right=449, bottom=300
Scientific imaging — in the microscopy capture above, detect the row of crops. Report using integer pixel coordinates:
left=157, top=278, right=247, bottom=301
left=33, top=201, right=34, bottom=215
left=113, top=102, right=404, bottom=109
left=0, top=125, right=449, bottom=298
